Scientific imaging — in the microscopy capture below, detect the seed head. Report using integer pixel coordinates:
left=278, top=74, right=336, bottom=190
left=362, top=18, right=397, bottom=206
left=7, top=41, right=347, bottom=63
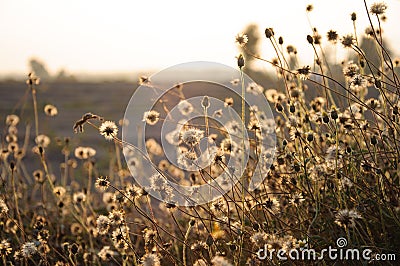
left=99, top=121, right=118, bottom=140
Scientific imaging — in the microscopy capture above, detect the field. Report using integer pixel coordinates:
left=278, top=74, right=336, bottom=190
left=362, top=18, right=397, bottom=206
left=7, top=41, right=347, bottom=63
left=1, top=2, right=400, bottom=266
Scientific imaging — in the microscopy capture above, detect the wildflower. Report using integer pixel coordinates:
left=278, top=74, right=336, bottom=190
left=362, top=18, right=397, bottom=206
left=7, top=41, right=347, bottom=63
left=165, top=129, right=181, bottom=145
left=366, top=98, right=380, bottom=109
left=246, top=82, right=264, bottom=95
left=95, top=176, right=110, bottom=190
left=250, top=232, right=268, bottom=247
left=73, top=192, right=86, bottom=204
left=99, top=121, right=118, bottom=140
left=313, top=32, right=322, bottom=45
left=211, top=255, right=233, bottom=266
left=35, top=134, right=51, bottom=148
left=143, top=110, right=160, bottom=125
left=335, top=209, right=362, bottom=228
left=343, top=61, right=359, bottom=78
left=33, top=170, right=45, bottom=183
left=341, top=34, right=354, bottom=48
left=0, top=240, right=12, bottom=256
left=150, top=173, right=168, bottom=191
left=349, top=74, right=367, bottom=93
left=112, top=226, right=130, bottom=250
left=98, top=246, right=116, bottom=261
left=141, top=253, right=161, bottom=266
left=44, top=104, right=58, bottom=116
left=53, top=186, right=67, bottom=198
left=70, top=223, right=83, bottom=235
left=290, top=193, right=305, bottom=206
left=327, top=30, right=338, bottom=43
left=0, top=199, right=8, bottom=216
left=370, top=2, right=387, bottom=15
left=263, top=197, right=280, bottom=214
left=306, top=4, right=313, bottom=12
left=225, top=121, right=241, bottom=135
left=126, top=184, right=142, bottom=199
left=265, top=89, right=285, bottom=103
left=21, top=242, right=37, bottom=257
left=143, top=228, right=156, bottom=243
left=297, top=66, right=311, bottom=80
left=235, top=33, right=248, bottom=47
left=248, top=117, right=261, bottom=131
left=177, top=100, right=194, bottom=115
left=181, top=127, right=204, bottom=146
left=224, top=97, right=234, bottom=107
left=230, top=79, right=240, bottom=85
left=26, top=72, right=40, bottom=85
left=145, top=138, right=163, bottom=155
left=210, top=199, right=227, bottom=213
left=8, top=142, right=19, bottom=153
left=221, top=138, right=237, bottom=154
left=96, top=215, right=111, bottom=235
left=108, top=209, right=125, bottom=225
left=6, top=114, right=19, bottom=126
left=74, top=146, right=96, bottom=159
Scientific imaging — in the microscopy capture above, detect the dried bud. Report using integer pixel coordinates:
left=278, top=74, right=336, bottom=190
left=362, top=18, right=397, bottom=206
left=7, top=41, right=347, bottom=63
left=237, top=54, right=245, bottom=69
left=265, top=28, right=274, bottom=38
left=307, top=35, right=314, bottom=44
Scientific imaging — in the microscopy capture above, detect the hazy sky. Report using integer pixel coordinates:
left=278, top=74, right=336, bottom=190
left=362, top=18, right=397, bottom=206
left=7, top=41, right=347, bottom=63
left=1, top=0, right=399, bottom=75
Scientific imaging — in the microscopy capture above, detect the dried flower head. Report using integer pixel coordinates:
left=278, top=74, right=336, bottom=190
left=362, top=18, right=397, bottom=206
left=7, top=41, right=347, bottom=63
left=141, top=253, right=161, bottom=266
left=96, top=215, right=111, bottom=235
left=341, top=34, right=354, bottom=48
left=35, top=134, right=51, bottom=148
left=235, top=33, right=248, bottom=47
left=0, top=199, right=9, bottom=216
left=181, top=127, right=204, bottom=146
left=95, top=176, right=110, bottom=190
left=343, top=61, right=359, bottom=78
left=246, top=82, right=264, bottom=95
left=143, top=110, right=160, bottom=125
left=177, top=100, right=194, bottom=115
left=211, top=256, right=233, bottom=266
left=370, top=2, right=387, bottom=15
left=99, top=121, right=118, bottom=140
left=98, top=246, right=116, bottom=261
left=0, top=240, right=12, bottom=256
left=6, top=114, right=20, bottom=126
left=327, top=30, right=338, bottom=43
left=21, top=242, right=37, bottom=257
left=73, top=192, right=87, bottom=204
left=335, top=209, right=362, bottom=228
left=44, top=104, right=58, bottom=116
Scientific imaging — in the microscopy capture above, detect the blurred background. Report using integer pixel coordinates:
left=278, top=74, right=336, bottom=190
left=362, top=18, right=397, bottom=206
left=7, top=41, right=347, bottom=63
left=0, top=0, right=399, bottom=81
